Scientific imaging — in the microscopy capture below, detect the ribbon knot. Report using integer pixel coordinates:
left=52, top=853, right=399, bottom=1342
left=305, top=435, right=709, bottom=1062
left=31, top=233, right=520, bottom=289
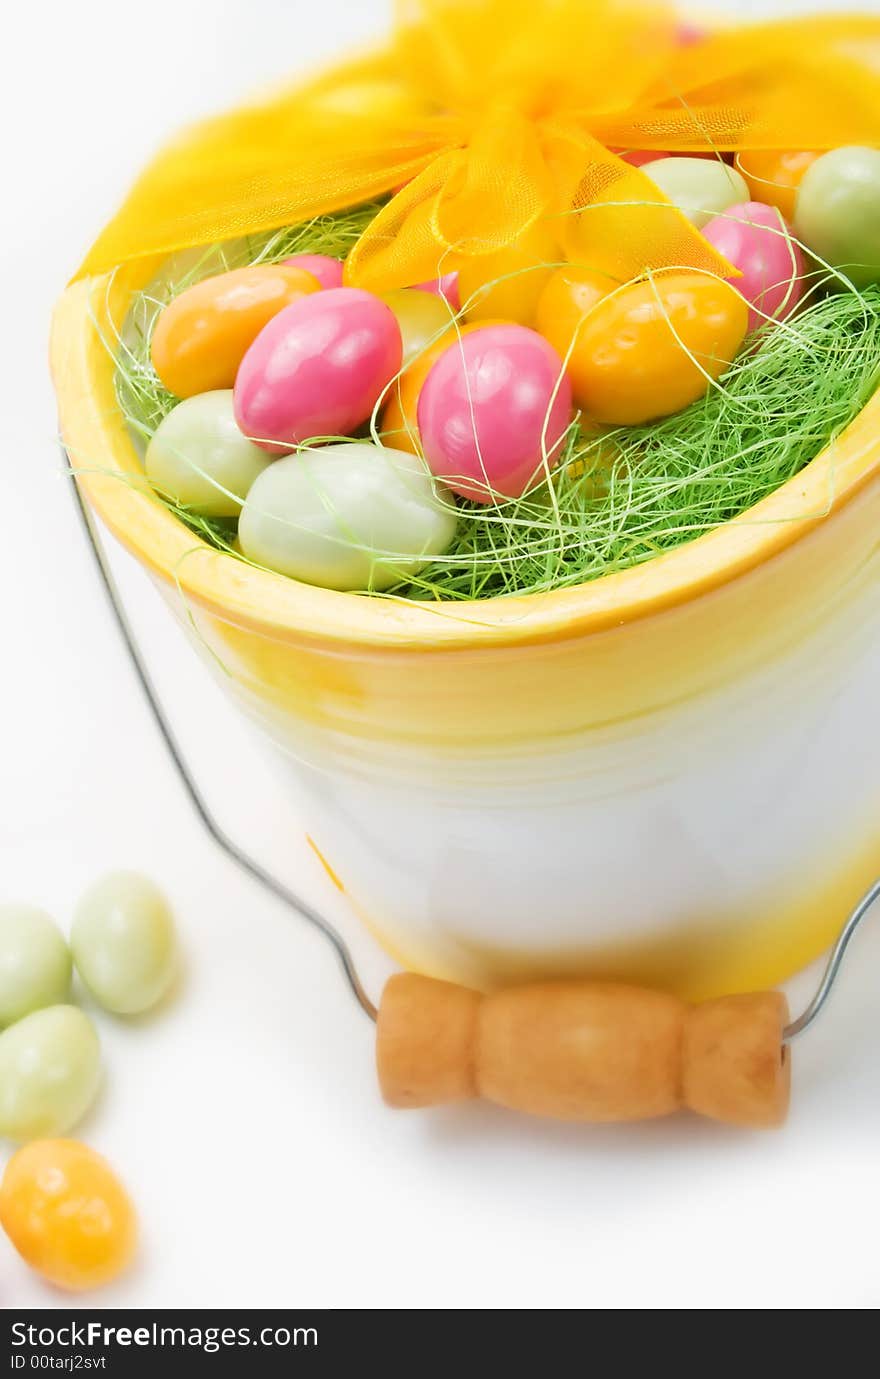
left=77, top=0, right=880, bottom=290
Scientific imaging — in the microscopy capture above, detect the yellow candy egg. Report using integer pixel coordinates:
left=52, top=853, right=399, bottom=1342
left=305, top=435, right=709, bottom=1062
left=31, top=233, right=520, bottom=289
left=458, top=221, right=559, bottom=326
left=559, top=271, right=749, bottom=425
left=535, top=266, right=618, bottom=358
left=381, top=288, right=456, bottom=369
left=735, top=149, right=822, bottom=221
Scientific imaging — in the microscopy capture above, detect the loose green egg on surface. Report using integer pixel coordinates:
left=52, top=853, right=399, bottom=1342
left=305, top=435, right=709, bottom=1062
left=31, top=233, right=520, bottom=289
left=0, top=905, right=71, bottom=1028
left=71, top=873, right=177, bottom=1016
left=794, top=146, right=880, bottom=287
left=238, top=441, right=458, bottom=591
left=145, top=390, right=273, bottom=516
left=643, top=157, right=749, bottom=227
left=0, top=1007, right=101, bottom=1142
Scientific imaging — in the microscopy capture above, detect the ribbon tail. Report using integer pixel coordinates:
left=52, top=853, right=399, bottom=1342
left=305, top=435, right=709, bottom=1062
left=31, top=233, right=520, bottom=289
left=73, top=50, right=445, bottom=281
left=540, top=121, right=737, bottom=282
left=595, top=16, right=880, bottom=152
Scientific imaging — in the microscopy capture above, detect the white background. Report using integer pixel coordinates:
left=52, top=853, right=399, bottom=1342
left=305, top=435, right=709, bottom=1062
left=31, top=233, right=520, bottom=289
left=2, top=0, right=880, bottom=1310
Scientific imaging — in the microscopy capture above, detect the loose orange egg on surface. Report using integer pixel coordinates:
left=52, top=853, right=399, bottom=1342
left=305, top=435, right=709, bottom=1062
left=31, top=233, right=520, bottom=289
left=458, top=221, right=560, bottom=326
left=564, top=271, right=749, bottom=425
left=735, top=149, right=823, bottom=220
left=535, top=266, right=619, bottom=359
left=0, top=1140, right=137, bottom=1292
left=150, top=263, right=320, bottom=398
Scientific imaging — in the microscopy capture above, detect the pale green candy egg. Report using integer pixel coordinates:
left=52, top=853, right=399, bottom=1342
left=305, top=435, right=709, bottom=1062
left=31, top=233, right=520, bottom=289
left=794, top=146, right=880, bottom=287
left=238, top=441, right=458, bottom=591
left=0, top=1006, right=101, bottom=1142
left=381, top=288, right=455, bottom=368
left=0, top=905, right=72, bottom=1028
left=145, top=390, right=272, bottom=516
left=643, top=157, right=749, bottom=228
left=71, top=872, right=177, bottom=1016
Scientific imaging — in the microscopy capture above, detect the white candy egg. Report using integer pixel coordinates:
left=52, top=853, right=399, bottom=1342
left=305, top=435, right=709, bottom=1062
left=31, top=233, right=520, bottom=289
left=238, top=442, right=457, bottom=591
left=0, top=905, right=71, bottom=1027
left=145, top=390, right=273, bottom=516
left=643, top=157, right=749, bottom=228
left=0, top=1007, right=101, bottom=1142
left=71, top=872, right=177, bottom=1016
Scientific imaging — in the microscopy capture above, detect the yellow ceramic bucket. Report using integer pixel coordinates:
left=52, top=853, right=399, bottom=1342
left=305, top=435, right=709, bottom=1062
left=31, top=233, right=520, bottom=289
left=51, top=259, right=880, bottom=1001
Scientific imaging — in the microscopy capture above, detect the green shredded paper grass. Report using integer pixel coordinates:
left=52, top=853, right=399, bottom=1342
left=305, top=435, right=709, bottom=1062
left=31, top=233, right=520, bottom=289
left=112, top=202, right=880, bottom=602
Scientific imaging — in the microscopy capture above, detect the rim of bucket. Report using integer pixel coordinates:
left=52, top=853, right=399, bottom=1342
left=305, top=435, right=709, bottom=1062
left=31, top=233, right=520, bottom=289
left=51, top=269, right=880, bottom=652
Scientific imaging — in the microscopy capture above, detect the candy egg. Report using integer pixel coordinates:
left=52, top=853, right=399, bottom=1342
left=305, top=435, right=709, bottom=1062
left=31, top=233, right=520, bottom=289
left=234, top=289, right=403, bottom=453
left=558, top=271, right=748, bottom=425
left=412, top=272, right=461, bottom=311
left=702, top=202, right=805, bottom=331
left=417, top=324, right=572, bottom=502
left=735, top=149, right=822, bottom=220
left=239, top=442, right=457, bottom=590
left=643, top=157, right=749, bottom=227
left=145, top=391, right=272, bottom=516
left=795, top=146, right=880, bottom=287
left=282, top=253, right=344, bottom=289
left=380, top=321, right=491, bottom=455
left=381, top=288, right=455, bottom=368
left=623, top=151, right=673, bottom=168
left=616, top=147, right=723, bottom=167
left=676, top=21, right=706, bottom=45
left=458, top=221, right=559, bottom=326
left=0, top=1141, right=137, bottom=1291
left=0, top=1007, right=101, bottom=1142
left=150, top=264, right=320, bottom=398
left=71, top=872, right=177, bottom=1016
left=535, top=266, right=619, bottom=358
left=0, top=905, right=71, bottom=1028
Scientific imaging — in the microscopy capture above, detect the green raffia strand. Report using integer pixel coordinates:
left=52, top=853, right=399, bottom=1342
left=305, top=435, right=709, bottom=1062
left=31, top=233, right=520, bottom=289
left=113, top=209, right=880, bottom=602
left=401, top=286, right=880, bottom=600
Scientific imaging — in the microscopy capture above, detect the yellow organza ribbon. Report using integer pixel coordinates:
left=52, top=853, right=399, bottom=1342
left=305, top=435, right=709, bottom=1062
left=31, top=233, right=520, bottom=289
left=76, top=0, right=880, bottom=288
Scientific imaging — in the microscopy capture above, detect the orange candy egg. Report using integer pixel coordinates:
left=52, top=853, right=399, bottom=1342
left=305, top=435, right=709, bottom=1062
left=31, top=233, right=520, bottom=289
left=735, top=150, right=823, bottom=220
left=151, top=263, right=320, bottom=398
left=536, top=266, right=619, bottom=359
left=557, top=271, right=749, bottom=426
left=0, top=1140, right=137, bottom=1292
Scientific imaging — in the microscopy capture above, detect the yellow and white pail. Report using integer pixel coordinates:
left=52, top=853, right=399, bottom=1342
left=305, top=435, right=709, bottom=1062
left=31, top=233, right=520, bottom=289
left=51, top=261, right=880, bottom=1001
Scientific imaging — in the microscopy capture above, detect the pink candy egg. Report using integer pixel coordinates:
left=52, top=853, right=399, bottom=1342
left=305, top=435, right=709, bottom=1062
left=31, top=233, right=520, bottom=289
left=416, top=324, right=572, bottom=503
left=676, top=21, right=707, bottom=46
left=613, top=149, right=723, bottom=167
left=618, top=149, right=670, bottom=168
left=702, top=200, right=805, bottom=332
left=234, top=288, right=403, bottom=453
left=281, top=253, right=344, bottom=289
left=412, top=272, right=461, bottom=312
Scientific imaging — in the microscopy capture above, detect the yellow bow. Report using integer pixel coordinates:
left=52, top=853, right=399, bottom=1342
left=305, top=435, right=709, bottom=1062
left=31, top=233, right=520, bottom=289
left=76, top=0, right=880, bottom=288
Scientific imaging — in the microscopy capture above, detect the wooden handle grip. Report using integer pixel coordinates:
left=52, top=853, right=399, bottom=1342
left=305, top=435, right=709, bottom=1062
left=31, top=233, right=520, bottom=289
left=376, top=975, right=790, bottom=1128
